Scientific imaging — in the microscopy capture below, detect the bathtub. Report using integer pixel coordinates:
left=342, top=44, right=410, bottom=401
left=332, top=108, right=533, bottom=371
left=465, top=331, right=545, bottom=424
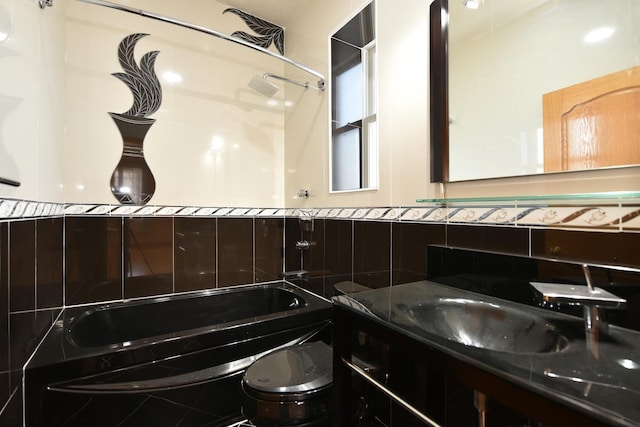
left=67, top=284, right=310, bottom=348
left=25, top=282, right=332, bottom=426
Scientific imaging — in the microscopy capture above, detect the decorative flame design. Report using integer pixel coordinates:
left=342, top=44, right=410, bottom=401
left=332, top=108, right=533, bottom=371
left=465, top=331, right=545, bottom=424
left=223, top=8, right=284, bottom=55
left=112, top=33, right=162, bottom=117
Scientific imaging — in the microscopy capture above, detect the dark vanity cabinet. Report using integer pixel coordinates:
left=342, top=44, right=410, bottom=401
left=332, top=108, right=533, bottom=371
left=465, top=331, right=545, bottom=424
left=333, top=300, right=610, bottom=427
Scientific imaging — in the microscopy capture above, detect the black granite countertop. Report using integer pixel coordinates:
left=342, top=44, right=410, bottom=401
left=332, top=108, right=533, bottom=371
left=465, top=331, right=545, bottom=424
left=333, top=281, right=640, bottom=426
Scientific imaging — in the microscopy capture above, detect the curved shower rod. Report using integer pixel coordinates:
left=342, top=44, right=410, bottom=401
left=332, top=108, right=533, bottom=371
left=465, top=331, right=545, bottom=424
left=77, top=0, right=326, bottom=91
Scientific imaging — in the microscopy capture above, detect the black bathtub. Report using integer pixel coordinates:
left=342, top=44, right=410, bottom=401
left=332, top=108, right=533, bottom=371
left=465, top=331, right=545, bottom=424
left=25, top=282, right=332, bottom=426
left=67, top=285, right=309, bottom=348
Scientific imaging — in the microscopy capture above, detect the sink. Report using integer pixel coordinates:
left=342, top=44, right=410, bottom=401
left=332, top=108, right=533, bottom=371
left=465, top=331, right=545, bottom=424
left=396, top=298, right=569, bottom=354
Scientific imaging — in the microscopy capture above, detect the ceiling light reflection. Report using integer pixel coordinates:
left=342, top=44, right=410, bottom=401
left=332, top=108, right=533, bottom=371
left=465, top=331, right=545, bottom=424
left=464, top=0, right=481, bottom=10
left=584, top=27, right=614, bottom=44
left=162, top=70, right=183, bottom=84
left=617, top=359, right=640, bottom=370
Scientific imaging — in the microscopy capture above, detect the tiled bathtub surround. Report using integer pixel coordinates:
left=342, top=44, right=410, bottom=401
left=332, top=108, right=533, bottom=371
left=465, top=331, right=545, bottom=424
left=65, top=216, right=284, bottom=306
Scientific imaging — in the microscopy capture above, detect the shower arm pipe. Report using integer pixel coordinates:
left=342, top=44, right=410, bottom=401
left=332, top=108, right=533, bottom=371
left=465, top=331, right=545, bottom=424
left=264, top=73, right=319, bottom=91
left=77, top=0, right=326, bottom=90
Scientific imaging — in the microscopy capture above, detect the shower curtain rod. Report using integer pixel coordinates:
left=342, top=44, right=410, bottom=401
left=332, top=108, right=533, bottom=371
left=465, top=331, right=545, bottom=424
left=77, top=0, right=326, bottom=90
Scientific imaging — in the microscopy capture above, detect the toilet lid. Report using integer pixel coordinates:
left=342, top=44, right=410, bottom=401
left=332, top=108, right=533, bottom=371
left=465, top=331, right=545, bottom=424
left=243, top=341, right=333, bottom=394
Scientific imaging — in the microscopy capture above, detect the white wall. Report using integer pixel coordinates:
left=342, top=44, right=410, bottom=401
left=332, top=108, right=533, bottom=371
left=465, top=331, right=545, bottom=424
left=65, top=0, right=286, bottom=207
left=0, top=0, right=65, bottom=203
left=2, top=0, right=638, bottom=210
left=284, top=0, right=434, bottom=208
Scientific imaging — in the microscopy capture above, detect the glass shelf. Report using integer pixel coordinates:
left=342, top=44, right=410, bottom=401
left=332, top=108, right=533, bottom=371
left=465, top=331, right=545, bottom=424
left=416, top=191, right=640, bottom=205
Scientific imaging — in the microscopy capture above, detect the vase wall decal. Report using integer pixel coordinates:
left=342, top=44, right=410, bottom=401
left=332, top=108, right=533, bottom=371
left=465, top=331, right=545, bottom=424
left=109, top=33, right=162, bottom=205
left=222, top=8, right=285, bottom=55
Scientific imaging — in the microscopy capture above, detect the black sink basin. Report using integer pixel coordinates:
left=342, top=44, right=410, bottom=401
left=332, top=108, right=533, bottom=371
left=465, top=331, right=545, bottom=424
left=397, top=298, right=569, bottom=354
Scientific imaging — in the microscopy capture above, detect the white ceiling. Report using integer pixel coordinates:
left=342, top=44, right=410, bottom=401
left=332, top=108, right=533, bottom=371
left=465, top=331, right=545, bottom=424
left=214, top=0, right=311, bottom=26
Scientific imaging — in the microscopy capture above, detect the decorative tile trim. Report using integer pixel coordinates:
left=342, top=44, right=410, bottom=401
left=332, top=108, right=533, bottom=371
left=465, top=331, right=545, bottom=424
left=3, top=200, right=639, bottom=232
left=0, top=199, right=65, bottom=219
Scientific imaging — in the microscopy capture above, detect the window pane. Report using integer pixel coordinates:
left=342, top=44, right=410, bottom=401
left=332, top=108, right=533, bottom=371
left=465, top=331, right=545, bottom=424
left=332, top=127, right=361, bottom=191
left=336, top=62, right=363, bottom=126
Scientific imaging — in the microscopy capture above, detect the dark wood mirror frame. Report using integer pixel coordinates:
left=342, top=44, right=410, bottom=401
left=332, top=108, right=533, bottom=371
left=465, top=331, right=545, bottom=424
left=429, top=0, right=448, bottom=183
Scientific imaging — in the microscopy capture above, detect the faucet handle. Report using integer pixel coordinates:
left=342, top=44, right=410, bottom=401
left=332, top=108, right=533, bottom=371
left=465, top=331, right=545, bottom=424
left=530, top=281, right=626, bottom=309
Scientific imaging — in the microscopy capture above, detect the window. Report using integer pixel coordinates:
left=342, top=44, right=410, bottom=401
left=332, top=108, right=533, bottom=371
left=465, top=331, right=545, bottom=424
left=330, top=2, right=377, bottom=192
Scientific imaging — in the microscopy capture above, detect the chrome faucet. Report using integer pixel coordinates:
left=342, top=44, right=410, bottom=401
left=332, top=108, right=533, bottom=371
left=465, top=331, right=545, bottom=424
left=530, top=265, right=626, bottom=352
left=295, top=240, right=316, bottom=250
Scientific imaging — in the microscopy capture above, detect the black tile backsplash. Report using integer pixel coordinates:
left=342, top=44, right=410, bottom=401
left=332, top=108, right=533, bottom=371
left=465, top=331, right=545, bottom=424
left=1, top=211, right=639, bottom=425
left=36, top=218, right=63, bottom=309
left=447, top=224, right=530, bottom=256
left=354, top=221, right=391, bottom=288
left=124, top=217, right=173, bottom=298
left=323, top=219, right=353, bottom=294
left=65, top=217, right=122, bottom=305
left=284, top=217, right=303, bottom=274
left=392, top=222, right=446, bottom=285
left=0, top=223, right=7, bottom=407
left=218, top=217, right=254, bottom=287
left=531, top=228, right=640, bottom=268
left=174, top=217, right=216, bottom=292
left=255, top=218, right=284, bottom=283
left=9, top=220, right=35, bottom=312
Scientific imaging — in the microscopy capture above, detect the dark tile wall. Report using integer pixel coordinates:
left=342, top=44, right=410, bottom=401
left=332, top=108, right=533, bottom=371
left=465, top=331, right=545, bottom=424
left=1, top=218, right=64, bottom=427
left=354, top=221, right=391, bottom=288
left=64, top=216, right=285, bottom=306
left=37, top=218, right=64, bottom=309
left=1, top=212, right=639, bottom=425
left=125, top=217, right=173, bottom=298
left=255, top=218, right=285, bottom=283
left=286, top=218, right=640, bottom=299
left=218, top=217, right=254, bottom=287
left=392, top=223, right=446, bottom=285
left=286, top=219, right=448, bottom=298
left=2, top=215, right=286, bottom=425
left=0, top=223, right=8, bottom=415
left=9, top=220, right=35, bottom=312
left=65, top=216, right=122, bottom=305
left=175, top=217, right=217, bottom=292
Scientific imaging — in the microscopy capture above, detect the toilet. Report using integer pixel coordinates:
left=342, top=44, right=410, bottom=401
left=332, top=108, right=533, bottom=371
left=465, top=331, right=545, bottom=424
left=241, top=340, right=333, bottom=426
left=241, top=281, right=370, bottom=426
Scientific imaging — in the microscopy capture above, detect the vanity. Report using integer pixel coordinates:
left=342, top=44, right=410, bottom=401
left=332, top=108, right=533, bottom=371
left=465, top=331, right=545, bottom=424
left=332, top=248, right=640, bottom=426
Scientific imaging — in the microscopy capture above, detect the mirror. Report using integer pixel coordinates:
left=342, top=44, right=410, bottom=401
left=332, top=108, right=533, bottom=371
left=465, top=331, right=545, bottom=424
left=430, top=0, right=640, bottom=182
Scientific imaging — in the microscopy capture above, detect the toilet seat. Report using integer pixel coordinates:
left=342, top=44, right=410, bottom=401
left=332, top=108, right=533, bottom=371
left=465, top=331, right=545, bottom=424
left=242, top=341, right=333, bottom=426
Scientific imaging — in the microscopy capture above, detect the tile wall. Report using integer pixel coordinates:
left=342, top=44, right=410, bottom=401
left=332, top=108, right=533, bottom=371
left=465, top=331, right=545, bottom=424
left=0, top=213, right=286, bottom=425
left=1, top=206, right=640, bottom=425
left=0, top=217, right=64, bottom=425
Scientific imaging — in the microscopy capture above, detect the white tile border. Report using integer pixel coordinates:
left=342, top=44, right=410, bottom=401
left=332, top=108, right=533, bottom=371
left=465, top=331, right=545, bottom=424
left=2, top=199, right=639, bottom=232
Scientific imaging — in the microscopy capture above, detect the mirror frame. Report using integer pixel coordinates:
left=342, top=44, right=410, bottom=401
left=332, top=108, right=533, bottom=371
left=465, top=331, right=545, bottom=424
left=429, top=0, right=448, bottom=183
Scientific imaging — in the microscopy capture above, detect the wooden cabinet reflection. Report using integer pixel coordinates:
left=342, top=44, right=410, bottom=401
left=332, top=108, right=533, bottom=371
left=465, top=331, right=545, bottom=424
left=543, top=65, right=640, bottom=172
